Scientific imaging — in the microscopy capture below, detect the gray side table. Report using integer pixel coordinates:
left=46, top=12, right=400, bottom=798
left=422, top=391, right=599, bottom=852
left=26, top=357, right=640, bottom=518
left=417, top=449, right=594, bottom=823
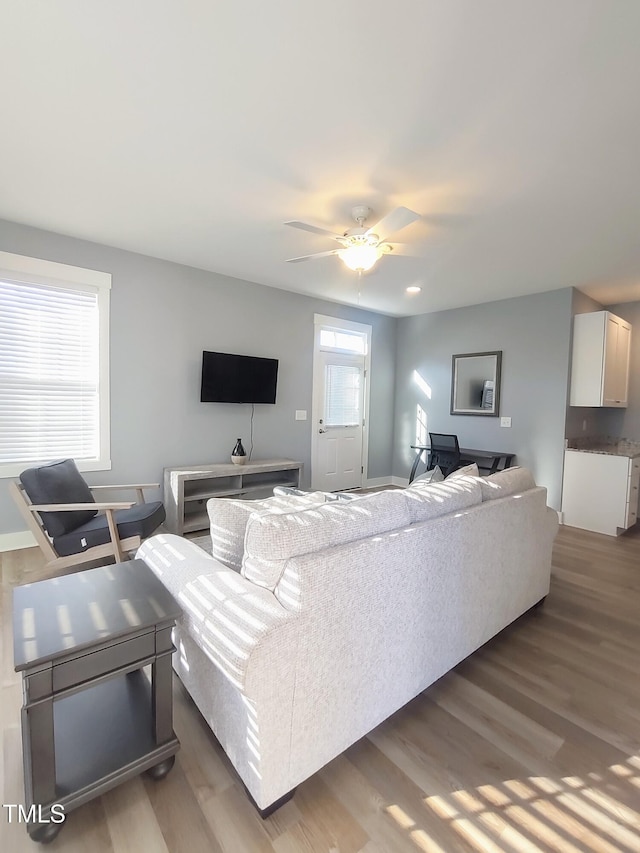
left=13, top=559, right=181, bottom=843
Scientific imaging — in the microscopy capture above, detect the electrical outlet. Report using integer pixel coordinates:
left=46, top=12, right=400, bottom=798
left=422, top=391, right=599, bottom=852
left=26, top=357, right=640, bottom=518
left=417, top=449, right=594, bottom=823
left=295, top=410, right=307, bottom=421
left=500, top=417, right=512, bottom=428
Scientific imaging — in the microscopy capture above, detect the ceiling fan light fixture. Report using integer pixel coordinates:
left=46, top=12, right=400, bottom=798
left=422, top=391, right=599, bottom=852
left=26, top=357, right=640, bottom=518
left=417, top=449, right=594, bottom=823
left=339, top=244, right=382, bottom=272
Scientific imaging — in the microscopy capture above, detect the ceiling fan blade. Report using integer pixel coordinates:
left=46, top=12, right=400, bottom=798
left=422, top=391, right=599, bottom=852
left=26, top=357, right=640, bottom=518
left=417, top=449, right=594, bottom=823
left=284, top=220, right=345, bottom=241
left=366, top=206, right=421, bottom=242
left=286, top=248, right=342, bottom=263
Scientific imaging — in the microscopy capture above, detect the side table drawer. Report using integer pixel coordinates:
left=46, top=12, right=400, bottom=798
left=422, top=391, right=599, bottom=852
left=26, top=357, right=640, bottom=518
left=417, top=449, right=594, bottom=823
left=53, top=632, right=156, bottom=692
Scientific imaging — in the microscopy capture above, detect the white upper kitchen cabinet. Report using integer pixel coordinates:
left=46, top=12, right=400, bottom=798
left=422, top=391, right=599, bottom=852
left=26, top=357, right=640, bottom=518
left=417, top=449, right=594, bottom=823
left=569, top=311, right=631, bottom=408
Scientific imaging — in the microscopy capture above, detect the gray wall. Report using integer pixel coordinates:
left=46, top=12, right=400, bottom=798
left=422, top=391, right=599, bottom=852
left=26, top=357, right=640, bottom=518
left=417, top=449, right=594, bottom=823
left=393, top=288, right=574, bottom=509
left=0, top=219, right=397, bottom=536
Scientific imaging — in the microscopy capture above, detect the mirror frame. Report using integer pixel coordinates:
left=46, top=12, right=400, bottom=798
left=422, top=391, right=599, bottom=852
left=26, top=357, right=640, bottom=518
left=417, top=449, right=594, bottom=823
left=450, top=350, right=502, bottom=417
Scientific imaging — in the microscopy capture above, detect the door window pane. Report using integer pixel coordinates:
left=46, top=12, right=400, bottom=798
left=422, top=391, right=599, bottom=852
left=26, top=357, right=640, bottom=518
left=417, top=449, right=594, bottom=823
left=319, top=329, right=366, bottom=354
left=324, top=365, right=361, bottom=426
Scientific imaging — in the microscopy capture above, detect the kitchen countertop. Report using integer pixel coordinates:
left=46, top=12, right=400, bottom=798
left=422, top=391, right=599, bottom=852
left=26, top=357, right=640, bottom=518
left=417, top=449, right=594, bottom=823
left=567, top=438, right=640, bottom=459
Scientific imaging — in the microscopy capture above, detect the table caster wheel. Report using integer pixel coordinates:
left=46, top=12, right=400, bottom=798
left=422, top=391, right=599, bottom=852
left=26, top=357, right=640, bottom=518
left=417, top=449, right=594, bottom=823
left=146, top=754, right=175, bottom=780
left=29, top=822, right=63, bottom=844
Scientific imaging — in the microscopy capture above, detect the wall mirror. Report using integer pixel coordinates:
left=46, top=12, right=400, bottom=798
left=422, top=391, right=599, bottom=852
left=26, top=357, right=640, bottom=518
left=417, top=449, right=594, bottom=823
left=451, top=351, right=502, bottom=416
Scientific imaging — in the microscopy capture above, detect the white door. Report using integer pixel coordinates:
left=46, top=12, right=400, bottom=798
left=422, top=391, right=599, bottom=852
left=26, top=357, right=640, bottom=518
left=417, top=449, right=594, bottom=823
left=312, top=351, right=365, bottom=492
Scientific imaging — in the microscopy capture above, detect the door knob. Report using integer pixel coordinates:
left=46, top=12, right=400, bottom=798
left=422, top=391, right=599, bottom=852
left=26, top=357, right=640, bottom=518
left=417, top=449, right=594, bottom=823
left=319, top=428, right=327, bottom=434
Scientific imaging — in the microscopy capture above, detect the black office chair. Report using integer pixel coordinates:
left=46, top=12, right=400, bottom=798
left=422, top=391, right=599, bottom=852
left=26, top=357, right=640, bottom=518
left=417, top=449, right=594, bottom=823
left=427, top=433, right=464, bottom=478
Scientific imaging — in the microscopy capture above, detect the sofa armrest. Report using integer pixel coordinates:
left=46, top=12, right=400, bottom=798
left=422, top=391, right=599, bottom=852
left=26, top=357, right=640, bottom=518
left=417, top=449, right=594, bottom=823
left=137, top=533, right=223, bottom=588
left=137, top=533, right=297, bottom=695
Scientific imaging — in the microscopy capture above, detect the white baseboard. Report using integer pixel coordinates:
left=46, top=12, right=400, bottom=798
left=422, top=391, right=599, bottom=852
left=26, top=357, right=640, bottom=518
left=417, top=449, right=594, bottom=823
left=362, top=476, right=409, bottom=489
left=363, top=476, right=394, bottom=489
left=391, top=476, right=409, bottom=488
left=0, top=530, right=37, bottom=553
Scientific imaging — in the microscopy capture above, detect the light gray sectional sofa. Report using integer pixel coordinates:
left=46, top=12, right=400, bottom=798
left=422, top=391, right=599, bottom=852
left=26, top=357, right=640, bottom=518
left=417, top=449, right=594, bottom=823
left=137, top=467, right=558, bottom=814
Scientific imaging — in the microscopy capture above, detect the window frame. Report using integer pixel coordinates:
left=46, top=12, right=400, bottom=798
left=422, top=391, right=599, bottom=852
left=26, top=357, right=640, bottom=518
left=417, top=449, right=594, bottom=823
left=0, top=251, right=111, bottom=479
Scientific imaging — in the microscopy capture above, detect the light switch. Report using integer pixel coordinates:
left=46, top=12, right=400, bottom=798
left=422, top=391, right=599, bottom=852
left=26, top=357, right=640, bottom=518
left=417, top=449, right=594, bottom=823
left=500, top=417, right=512, bottom=428
left=295, top=410, right=307, bottom=421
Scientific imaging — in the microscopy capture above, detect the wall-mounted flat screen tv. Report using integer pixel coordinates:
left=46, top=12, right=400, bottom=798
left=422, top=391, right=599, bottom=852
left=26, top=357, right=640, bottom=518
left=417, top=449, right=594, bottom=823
left=200, top=351, right=279, bottom=404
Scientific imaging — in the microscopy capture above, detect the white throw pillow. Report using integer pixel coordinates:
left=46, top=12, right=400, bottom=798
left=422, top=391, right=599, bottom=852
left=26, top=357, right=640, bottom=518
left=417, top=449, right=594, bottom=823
left=207, top=491, right=327, bottom=572
left=446, top=463, right=480, bottom=479
left=404, top=477, right=482, bottom=523
left=479, top=467, right=536, bottom=501
left=410, top=465, right=444, bottom=485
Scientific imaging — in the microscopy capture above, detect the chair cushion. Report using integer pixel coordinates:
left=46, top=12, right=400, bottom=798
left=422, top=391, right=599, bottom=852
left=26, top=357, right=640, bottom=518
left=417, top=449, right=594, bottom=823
left=53, top=500, right=165, bottom=557
left=20, top=458, right=97, bottom=537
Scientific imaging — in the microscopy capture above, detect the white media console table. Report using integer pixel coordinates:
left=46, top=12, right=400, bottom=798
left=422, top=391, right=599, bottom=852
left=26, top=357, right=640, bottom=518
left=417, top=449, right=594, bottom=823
left=163, top=459, right=302, bottom=534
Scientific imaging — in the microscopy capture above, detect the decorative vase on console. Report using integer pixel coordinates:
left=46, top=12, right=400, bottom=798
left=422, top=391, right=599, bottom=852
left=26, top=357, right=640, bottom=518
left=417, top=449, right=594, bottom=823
left=231, top=438, right=247, bottom=465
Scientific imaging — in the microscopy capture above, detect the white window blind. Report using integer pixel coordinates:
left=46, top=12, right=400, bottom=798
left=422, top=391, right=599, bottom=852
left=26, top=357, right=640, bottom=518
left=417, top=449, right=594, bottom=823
left=0, top=275, right=108, bottom=474
left=324, top=364, right=361, bottom=426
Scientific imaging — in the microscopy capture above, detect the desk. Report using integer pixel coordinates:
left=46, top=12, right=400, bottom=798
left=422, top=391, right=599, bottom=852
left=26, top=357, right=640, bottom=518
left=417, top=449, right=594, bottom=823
left=409, top=445, right=516, bottom=483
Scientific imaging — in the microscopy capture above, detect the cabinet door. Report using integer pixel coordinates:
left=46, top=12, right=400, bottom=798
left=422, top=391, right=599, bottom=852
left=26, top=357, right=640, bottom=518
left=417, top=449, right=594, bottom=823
left=603, top=315, right=631, bottom=406
left=615, top=321, right=631, bottom=406
left=569, top=312, right=606, bottom=406
left=571, top=311, right=632, bottom=407
left=562, top=451, right=629, bottom=535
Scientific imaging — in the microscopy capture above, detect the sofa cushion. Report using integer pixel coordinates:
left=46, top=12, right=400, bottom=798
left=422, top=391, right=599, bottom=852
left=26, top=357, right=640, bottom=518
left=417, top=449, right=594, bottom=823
left=20, top=458, right=97, bottom=538
left=208, top=491, right=327, bottom=572
left=242, top=489, right=412, bottom=590
left=404, top=477, right=482, bottom=524
left=479, top=467, right=536, bottom=501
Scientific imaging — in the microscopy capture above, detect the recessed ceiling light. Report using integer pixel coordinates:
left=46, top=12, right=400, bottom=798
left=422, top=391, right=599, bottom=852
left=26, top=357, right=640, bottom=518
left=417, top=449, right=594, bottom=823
left=406, top=286, right=421, bottom=294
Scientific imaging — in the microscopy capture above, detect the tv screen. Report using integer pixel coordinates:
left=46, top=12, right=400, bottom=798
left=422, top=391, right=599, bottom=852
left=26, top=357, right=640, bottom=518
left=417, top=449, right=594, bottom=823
left=200, top=351, right=279, bottom=404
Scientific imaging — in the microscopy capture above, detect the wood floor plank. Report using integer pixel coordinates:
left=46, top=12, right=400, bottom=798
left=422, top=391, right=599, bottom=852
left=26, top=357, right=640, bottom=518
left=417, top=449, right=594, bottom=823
left=320, top=754, right=424, bottom=853
left=2, top=523, right=640, bottom=851
left=272, top=774, right=369, bottom=853
left=101, top=774, right=169, bottom=852
left=142, top=758, right=223, bottom=853
left=198, top=783, right=276, bottom=853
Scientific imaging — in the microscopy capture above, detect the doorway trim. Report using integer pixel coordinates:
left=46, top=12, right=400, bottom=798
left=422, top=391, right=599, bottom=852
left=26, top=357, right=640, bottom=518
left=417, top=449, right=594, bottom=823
left=312, top=314, right=372, bottom=490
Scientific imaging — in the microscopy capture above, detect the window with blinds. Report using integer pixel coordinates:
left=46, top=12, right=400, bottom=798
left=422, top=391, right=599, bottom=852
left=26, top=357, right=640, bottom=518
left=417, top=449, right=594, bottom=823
left=0, top=252, right=111, bottom=477
left=324, top=364, right=361, bottom=426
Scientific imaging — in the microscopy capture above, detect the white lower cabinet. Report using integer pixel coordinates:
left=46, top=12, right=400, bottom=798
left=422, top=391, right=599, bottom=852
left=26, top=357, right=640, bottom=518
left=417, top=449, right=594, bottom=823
left=562, top=450, right=640, bottom=536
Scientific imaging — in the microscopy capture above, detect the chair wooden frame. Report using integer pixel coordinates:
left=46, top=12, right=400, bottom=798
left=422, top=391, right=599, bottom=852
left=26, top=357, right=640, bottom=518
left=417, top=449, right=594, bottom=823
left=9, top=480, right=161, bottom=571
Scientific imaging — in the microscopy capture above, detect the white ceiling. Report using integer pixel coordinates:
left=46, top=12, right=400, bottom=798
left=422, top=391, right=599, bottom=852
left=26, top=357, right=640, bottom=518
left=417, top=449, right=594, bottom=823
left=2, top=1, right=640, bottom=317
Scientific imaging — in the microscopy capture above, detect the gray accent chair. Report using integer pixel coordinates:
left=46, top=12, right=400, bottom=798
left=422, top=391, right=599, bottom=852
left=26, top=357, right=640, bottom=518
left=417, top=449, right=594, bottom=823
left=11, top=458, right=165, bottom=571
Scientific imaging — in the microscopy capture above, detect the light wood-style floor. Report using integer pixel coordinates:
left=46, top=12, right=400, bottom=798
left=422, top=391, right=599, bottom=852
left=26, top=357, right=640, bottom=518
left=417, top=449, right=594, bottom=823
left=2, top=524, right=640, bottom=852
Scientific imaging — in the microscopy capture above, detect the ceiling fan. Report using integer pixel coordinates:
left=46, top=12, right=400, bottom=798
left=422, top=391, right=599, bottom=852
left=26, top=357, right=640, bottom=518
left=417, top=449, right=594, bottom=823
left=284, top=204, right=421, bottom=273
